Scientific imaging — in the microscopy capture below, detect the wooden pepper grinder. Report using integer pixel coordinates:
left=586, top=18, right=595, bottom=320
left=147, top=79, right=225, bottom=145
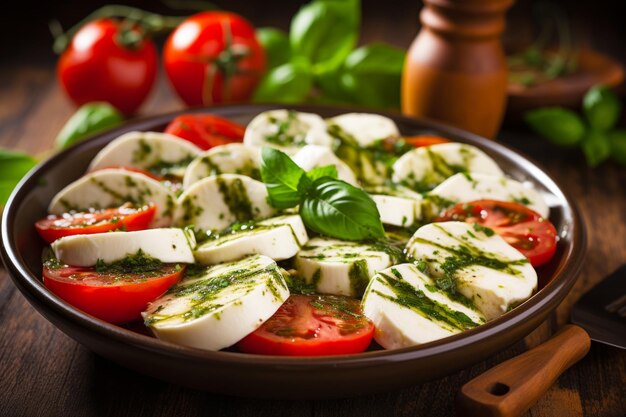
left=402, top=0, right=514, bottom=139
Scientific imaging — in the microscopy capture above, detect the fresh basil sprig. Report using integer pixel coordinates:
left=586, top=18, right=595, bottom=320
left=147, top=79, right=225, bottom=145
left=56, top=102, right=124, bottom=150
left=260, top=147, right=385, bottom=241
left=525, top=85, right=626, bottom=167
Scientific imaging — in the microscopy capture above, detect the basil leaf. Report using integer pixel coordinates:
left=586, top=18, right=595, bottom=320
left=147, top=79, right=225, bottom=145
left=340, top=43, right=406, bottom=108
left=256, top=27, right=291, bottom=69
left=300, top=177, right=385, bottom=241
left=253, top=60, right=313, bottom=103
left=290, top=0, right=359, bottom=74
left=55, top=102, right=124, bottom=150
left=260, top=147, right=306, bottom=209
left=524, top=107, right=585, bottom=146
left=583, top=85, right=622, bottom=131
left=581, top=130, right=611, bottom=167
left=0, top=148, right=37, bottom=205
left=307, top=164, right=338, bottom=182
left=608, top=130, right=626, bottom=166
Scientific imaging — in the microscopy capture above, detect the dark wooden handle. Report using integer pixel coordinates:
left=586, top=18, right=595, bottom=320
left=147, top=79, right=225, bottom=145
left=456, top=324, right=591, bottom=417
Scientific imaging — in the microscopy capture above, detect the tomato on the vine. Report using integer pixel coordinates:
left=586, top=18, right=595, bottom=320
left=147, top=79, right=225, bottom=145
left=164, top=12, right=266, bottom=106
left=57, top=18, right=158, bottom=115
left=436, top=200, right=558, bottom=267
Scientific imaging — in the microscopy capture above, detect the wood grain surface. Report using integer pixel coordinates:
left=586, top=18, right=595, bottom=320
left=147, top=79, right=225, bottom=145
left=1, top=2, right=626, bottom=415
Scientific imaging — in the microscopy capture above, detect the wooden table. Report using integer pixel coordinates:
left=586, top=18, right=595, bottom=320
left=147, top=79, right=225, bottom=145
left=1, top=6, right=626, bottom=413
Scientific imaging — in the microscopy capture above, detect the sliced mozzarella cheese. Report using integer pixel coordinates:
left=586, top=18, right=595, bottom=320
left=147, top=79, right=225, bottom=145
left=426, top=172, right=549, bottom=218
left=294, top=237, right=399, bottom=297
left=176, top=174, right=276, bottom=231
left=48, top=169, right=177, bottom=227
left=405, top=221, right=537, bottom=320
left=182, top=143, right=261, bottom=189
left=292, top=145, right=358, bottom=185
left=392, top=143, right=503, bottom=191
left=366, top=185, right=423, bottom=227
left=326, top=113, right=400, bottom=147
left=362, top=263, right=485, bottom=349
left=51, top=228, right=195, bottom=267
left=88, top=131, right=201, bottom=178
left=194, top=214, right=308, bottom=265
left=244, top=109, right=333, bottom=155
left=144, top=255, right=289, bottom=351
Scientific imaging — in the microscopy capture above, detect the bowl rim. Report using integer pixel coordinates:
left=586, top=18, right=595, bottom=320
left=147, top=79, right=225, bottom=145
left=1, top=104, right=587, bottom=369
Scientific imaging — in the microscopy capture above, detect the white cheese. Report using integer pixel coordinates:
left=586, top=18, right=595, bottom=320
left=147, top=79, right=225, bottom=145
left=294, top=237, right=398, bottom=296
left=176, top=174, right=276, bottom=231
left=326, top=113, right=400, bottom=147
left=48, top=169, right=177, bottom=227
left=405, top=221, right=538, bottom=320
left=292, top=145, right=358, bottom=185
left=51, top=228, right=195, bottom=266
left=144, top=255, right=289, bottom=351
left=427, top=172, right=549, bottom=218
left=392, top=143, right=503, bottom=191
left=244, top=109, right=333, bottom=155
left=182, top=143, right=261, bottom=189
left=194, top=214, right=308, bottom=265
left=362, top=263, right=485, bottom=349
left=88, top=131, right=201, bottom=178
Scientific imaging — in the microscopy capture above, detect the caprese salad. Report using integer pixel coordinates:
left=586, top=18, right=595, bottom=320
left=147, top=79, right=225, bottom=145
left=36, top=110, right=558, bottom=356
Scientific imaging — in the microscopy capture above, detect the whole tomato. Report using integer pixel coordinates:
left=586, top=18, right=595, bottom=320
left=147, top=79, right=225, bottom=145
left=57, top=19, right=158, bottom=116
left=164, top=12, right=265, bottom=106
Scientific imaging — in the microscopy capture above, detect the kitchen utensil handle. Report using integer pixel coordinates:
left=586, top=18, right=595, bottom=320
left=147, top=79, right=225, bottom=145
left=456, top=324, right=591, bottom=417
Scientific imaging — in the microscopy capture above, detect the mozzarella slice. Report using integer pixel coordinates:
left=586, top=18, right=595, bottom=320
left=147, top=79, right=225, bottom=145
left=51, top=228, right=195, bottom=266
left=294, top=237, right=399, bottom=297
left=244, top=109, right=333, bottom=155
left=48, top=169, right=177, bottom=227
left=366, top=185, right=424, bottom=227
left=405, top=221, right=537, bottom=320
left=362, top=263, right=485, bottom=349
left=89, top=131, right=201, bottom=178
left=427, top=172, right=549, bottom=218
left=144, top=255, right=289, bottom=351
left=326, top=113, right=400, bottom=147
left=292, top=145, right=358, bottom=185
left=182, top=143, right=261, bottom=189
left=176, top=174, right=276, bottom=231
left=392, top=143, right=503, bottom=191
left=194, top=215, right=308, bottom=265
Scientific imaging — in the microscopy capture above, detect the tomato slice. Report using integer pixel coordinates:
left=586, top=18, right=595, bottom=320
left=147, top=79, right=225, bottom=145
left=403, top=135, right=451, bottom=148
left=35, top=205, right=155, bottom=244
left=237, top=294, right=374, bottom=356
left=164, top=114, right=245, bottom=150
left=95, top=166, right=165, bottom=182
left=436, top=200, right=558, bottom=267
left=43, top=263, right=184, bottom=323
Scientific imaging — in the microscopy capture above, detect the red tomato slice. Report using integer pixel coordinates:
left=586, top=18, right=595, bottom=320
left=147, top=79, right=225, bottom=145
left=95, top=166, right=165, bottom=181
left=35, top=205, right=155, bottom=244
left=403, top=135, right=451, bottom=148
left=436, top=200, right=558, bottom=267
left=43, top=263, right=184, bottom=323
left=164, top=114, right=245, bottom=150
left=237, top=294, right=374, bottom=356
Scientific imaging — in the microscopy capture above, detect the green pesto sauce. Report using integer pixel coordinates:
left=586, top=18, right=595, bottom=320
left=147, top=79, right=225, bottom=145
left=181, top=195, right=204, bottom=223
left=132, top=139, right=152, bottom=163
left=349, top=259, right=370, bottom=296
left=95, top=249, right=163, bottom=276
left=374, top=269, right=480, bottom=331
left=215, top=176, right=255, bottom=222
left=265, top=111, right=307, bottom=147
left=147, top=155, right=195, bottom=177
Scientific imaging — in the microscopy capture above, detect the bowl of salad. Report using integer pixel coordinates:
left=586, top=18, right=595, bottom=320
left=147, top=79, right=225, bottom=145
left=0, top=104, right=586, bottom=398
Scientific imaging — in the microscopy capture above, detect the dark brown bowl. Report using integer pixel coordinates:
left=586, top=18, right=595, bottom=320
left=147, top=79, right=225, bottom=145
left=1, top=104, right=586, bottom=399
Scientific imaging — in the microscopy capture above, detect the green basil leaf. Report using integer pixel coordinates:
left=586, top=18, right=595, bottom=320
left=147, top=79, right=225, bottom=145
left=55, top=102, right=124, bottom=150
left=0, top=148, right=37, bottom=205
left=608, top=130, right=626, bottom=166
left=583, top=85, right=622, bottom=131
left=253, top=61, right=313, bottom=103
left=306, top=164, right=338, bottom=182
left=300, top=177, right=385, bottom=241
left=260, top=147, right=306, bottom=209
left=256, top=27, right=291, bottom=70
left=290, top=0, right=359, bottom=74
left=524, top=107, right=585, bottom=146
left=581, top=130, right=611, bottom=167
left=340, top=43, right=406, bottom=108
